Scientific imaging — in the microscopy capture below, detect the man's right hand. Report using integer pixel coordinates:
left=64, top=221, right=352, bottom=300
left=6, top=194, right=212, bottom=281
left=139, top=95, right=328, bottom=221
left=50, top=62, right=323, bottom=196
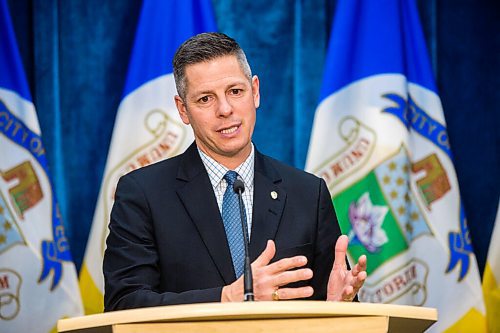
left=221, top=240, right=314, bottom=302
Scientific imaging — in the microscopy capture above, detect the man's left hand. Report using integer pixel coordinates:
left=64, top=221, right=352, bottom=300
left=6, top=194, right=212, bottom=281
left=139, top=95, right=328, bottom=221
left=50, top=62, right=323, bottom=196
left=327, top=235, right=367, bottom=302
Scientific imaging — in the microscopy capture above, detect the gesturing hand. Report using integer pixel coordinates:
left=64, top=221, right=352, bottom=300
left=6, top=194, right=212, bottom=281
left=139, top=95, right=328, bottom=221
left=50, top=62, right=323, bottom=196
left=327, top=235, right=367, bottom=302
left=221, top=240, right=314, bottom=302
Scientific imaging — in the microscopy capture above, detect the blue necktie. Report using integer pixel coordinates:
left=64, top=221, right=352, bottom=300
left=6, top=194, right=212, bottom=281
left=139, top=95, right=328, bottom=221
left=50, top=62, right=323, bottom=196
left=222, top=171, right=246, bottom=278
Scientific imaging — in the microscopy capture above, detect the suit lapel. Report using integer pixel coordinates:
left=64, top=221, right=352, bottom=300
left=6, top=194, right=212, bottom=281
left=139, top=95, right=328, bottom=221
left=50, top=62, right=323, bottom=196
left=175, top=144, right=235, bottom=284
left=249, top=150, right=286, bottom=261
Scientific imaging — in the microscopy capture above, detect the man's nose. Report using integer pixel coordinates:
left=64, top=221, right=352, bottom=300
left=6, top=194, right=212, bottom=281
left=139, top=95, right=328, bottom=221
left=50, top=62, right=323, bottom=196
left=216, top=96, right=233, bottom=117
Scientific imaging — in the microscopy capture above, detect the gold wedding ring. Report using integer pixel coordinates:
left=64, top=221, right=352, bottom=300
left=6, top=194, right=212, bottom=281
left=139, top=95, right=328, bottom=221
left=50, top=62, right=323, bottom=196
left=272, top=289, right=280, bottom=301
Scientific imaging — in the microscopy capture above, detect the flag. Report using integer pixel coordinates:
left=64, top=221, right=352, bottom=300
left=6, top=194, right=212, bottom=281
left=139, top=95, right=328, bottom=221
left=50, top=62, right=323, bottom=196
left=483, top=200, right=500, bottom=332
left=0, top=0, right=83, bottom=332
left=79, top=0, right=217, bottom=314
left=305, top=0, right=486, bottom=331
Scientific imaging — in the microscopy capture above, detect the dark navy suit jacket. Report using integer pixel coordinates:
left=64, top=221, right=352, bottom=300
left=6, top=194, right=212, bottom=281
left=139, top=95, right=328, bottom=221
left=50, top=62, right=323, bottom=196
left=103, top=143, right=342, bottom=311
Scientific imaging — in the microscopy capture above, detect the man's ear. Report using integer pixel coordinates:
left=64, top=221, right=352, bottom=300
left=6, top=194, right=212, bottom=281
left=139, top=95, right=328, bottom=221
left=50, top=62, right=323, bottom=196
left=252, top=75, right=260, bottom=109
left=174, top=95, right=190, bottom=125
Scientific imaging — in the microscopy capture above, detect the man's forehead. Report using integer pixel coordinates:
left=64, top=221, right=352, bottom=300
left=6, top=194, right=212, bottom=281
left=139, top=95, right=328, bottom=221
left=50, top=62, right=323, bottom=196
left=184, top=56, right=250, bottom=93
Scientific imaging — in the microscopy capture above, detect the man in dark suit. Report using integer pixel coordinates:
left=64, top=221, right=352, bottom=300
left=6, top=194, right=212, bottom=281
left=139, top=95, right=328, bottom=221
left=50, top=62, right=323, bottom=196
left=104, top=32, right=366, bottom=311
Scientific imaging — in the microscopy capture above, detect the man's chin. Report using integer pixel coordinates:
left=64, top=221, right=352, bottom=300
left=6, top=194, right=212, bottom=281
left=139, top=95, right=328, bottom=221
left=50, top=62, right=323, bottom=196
left=215, top=144, right=252, bottom=163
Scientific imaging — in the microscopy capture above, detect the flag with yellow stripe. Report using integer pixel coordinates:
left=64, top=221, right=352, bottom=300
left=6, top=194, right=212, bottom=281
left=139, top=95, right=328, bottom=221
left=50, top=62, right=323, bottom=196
left=306, top=0, right=486, bottom=331
left=1, top=0, right=82, bottom=331
left=483, top=200, right=500, bottom=333
left=79, top=0, right=217, bottom=314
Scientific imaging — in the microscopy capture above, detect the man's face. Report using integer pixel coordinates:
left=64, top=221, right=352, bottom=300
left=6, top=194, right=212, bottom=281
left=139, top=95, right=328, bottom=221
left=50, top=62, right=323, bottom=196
left=175, top=55, right=260, bottom=168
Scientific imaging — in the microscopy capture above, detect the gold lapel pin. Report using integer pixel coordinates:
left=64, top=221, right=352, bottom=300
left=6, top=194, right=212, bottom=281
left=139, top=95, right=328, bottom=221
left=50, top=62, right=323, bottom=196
left=271, top=191, right=278, bottom=200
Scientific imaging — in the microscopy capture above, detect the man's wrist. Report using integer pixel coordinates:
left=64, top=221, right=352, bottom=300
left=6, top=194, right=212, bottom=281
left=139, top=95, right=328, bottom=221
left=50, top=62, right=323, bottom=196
left=221, top=285, right=231, bottom=302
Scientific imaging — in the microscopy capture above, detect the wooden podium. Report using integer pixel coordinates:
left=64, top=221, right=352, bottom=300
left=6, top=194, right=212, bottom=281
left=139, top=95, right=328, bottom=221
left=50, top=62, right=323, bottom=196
left=58, top=301, right=437, bottom=333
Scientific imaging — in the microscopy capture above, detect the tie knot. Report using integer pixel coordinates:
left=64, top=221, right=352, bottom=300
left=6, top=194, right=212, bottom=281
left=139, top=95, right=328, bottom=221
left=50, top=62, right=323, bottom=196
left=224, top=170, right=239, bottom=186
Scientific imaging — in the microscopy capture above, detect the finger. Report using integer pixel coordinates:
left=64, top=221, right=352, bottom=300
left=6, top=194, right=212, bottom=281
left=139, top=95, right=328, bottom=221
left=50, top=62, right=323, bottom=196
left=351, top=261, right=362, bottom=276
left=342, top=285, right=355, bottom=301
left=274, top=286, right=314, bottom=300
left=342, top=285, right=354, bottom=298
left=266, top=255, right=308, bottom=275
left=252, top=240, right=276, bottom=267
left=273, top=268, right=313, bottom=287
left=351, top=255, right=367, bottom=276
left=358, top=255, right=367, bottom=271
left=351, top=262, right=359, bottom=276
left=333, top=235, right=349, bottom=268
left=352, top=271, right=367, bottom=290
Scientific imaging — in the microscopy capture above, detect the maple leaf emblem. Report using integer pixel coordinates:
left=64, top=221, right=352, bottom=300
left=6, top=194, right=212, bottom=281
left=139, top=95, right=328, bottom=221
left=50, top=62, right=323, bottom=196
left=348, top=193, right=389, bottom=252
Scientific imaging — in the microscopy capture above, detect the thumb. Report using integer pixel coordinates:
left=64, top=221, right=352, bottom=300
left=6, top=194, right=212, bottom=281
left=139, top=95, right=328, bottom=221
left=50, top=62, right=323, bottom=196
left=333, top=235, right=348, bottom=268
left=252, top=240, right=276, bottom=267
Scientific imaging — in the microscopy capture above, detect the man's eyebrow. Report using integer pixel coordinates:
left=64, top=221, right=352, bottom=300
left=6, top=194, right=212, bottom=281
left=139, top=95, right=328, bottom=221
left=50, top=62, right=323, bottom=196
left=191, top=80, right=248, bottom=96
left=225, top=80, right=250, bottom=90
left=193, top=89, right=213, bottom=96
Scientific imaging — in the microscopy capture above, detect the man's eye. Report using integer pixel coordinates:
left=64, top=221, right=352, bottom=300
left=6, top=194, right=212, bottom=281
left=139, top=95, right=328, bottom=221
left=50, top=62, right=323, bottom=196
left=230, top=89, right=242, bottom=95
left=199, top=96, right=210, bottom=103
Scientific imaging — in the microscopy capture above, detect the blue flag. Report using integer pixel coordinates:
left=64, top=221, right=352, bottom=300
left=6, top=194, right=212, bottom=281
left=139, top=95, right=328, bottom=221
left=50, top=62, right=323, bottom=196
left=306, top=0, right=486, bottom=331
left=0, top=0, right=83, bottom=331
left=79, top=0, right=217, bottom=314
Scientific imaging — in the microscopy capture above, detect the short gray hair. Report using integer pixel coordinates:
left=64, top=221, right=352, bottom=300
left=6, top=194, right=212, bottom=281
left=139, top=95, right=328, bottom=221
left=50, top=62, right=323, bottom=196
left=173, top=32, right=252, bottom=99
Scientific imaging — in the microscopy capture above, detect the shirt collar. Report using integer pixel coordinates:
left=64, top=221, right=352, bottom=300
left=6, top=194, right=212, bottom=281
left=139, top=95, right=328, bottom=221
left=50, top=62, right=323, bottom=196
left=198, top=144, right=255, bottom=190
